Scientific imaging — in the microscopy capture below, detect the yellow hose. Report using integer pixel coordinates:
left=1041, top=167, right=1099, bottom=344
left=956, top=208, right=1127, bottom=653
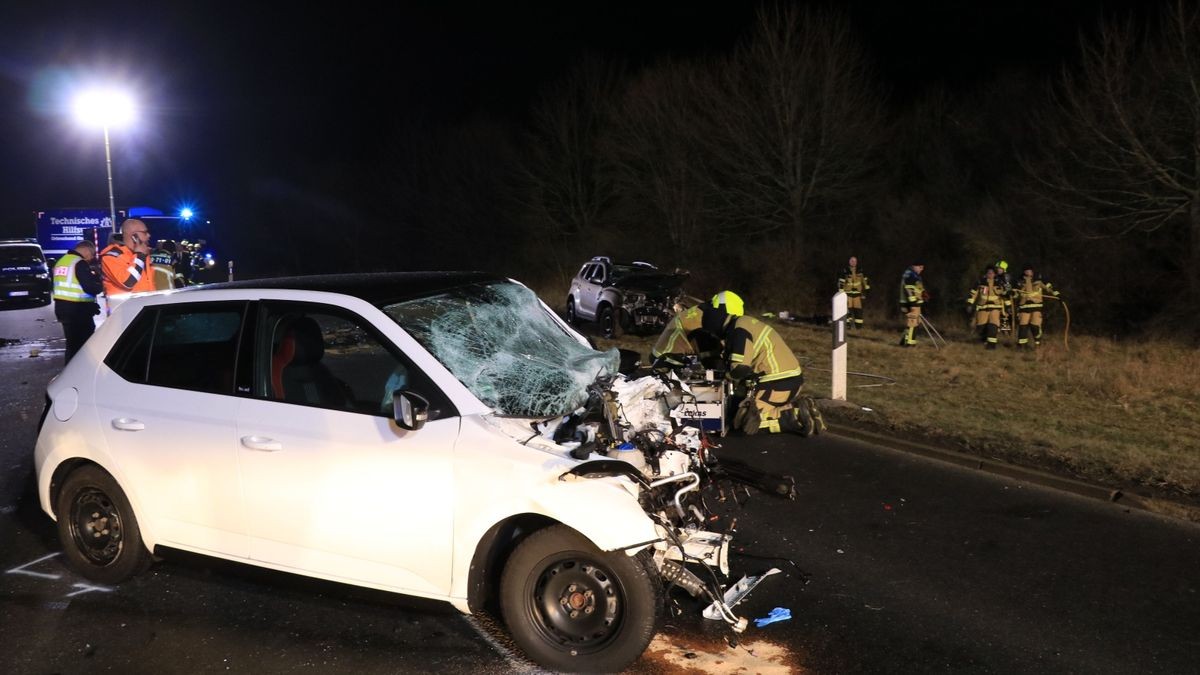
left=1043, top=296, right=1070, bottom=351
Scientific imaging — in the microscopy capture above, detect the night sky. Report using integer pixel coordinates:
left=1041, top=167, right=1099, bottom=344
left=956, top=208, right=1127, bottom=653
left=0, top=0, right=1159, bottom=242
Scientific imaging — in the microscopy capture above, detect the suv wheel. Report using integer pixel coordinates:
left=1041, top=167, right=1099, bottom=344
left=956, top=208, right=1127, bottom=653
left=599, top=304, right=622, bottom=338
left=500, top=525, right=662, bottom=672
left=565, top=297, right=578, bottom=325
left=56, top=466, right=152, bottom=584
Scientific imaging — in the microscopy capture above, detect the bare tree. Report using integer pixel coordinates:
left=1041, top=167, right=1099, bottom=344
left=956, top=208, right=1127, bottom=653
left=606, top=60, right=715, bottom=259
left=1029, top=0, right=1200, bottom=293
left=695, top=4, right=884, bottom=257
left=516, top=57, right=626, bottom=282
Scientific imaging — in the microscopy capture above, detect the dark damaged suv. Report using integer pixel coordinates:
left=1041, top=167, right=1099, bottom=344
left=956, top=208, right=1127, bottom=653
left=566, top=256, right=688, bottom=337
left=0, top=240, right=52, bottom=308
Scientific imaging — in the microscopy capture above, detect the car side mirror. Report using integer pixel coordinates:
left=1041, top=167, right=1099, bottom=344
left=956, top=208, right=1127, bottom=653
left=393, top=390, right=429, bottom=431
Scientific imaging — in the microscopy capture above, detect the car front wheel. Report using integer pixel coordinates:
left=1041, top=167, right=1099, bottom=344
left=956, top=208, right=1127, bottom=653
left=56, top=465, right=152, bottom=584
left=500, top=525, right=662, bottom=673
left=599, top=304, right=622, bottom=338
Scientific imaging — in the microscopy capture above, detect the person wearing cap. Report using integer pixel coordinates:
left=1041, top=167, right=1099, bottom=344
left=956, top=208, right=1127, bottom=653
left=898, top=262, right=927, bottom=347
left=1012, top=263, right=1059, bottom=348
left=837, top=256, right=870, bottom=329
left=702, top=291, right=817, bottom=436
left=51, top=240, right=103, bottom=363
left=650, top=303, right=722, bottom=370
left=967, top=266, right=1006, bottom=349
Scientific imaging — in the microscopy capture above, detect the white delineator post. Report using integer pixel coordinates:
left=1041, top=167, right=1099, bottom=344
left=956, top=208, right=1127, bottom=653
left=832, top=291, right=848, bottom=401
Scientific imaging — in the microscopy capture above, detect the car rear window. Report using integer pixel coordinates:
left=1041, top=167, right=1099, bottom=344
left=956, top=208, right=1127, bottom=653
left=0, top=246, right=44, bottom=267
left=105, top=302, right=247, bottom=395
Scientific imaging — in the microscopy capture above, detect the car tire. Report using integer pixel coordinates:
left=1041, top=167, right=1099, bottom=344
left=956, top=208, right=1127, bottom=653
left=565, top=297, right=578, bottom=325
left=599, top=304, right=622, bottom=338
left=56, top=465, right=152, bottom=584
left=500, top=525, right=662, bottom=673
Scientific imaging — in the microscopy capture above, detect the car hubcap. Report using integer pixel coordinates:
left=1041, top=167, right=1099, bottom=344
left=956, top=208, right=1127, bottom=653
left=69, top=488, right=123, bottom=566
left=532, top=559, right=621, bottom=651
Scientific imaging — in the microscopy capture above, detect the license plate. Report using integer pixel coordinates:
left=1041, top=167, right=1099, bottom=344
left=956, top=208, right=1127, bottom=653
left=9, top=291, right=29, bottom=297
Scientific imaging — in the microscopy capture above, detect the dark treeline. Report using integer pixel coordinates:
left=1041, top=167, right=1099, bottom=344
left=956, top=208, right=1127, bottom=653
left=231, top=1, right=1200, bottom=340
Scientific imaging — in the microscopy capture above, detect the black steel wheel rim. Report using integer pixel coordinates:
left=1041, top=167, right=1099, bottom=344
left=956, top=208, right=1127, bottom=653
left=601, top=308, right=615, bottom=336
left=528, top=557, right=623, bottom=653
left=68, top=487, right=124, bottom=565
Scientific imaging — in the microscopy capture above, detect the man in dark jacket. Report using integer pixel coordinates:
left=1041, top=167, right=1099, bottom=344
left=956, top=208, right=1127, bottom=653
left=51, top=240, right=103, bottom=363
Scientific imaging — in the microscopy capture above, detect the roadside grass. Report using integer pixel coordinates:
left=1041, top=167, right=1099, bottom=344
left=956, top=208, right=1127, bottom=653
left=590, top=313, right=1200, bottom=504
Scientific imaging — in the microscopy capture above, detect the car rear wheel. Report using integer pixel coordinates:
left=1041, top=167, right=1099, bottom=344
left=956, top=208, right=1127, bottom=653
left=599, top=304, right=622, bottom=338
left=500, top=525, right=661, bottom=673
left=56, top=465, right=152, bottom=584
left=565, top=297, right=578, bottom=325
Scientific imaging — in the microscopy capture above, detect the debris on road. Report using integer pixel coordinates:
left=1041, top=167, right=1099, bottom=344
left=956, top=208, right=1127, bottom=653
left=754, top=607, right=792, bottom=627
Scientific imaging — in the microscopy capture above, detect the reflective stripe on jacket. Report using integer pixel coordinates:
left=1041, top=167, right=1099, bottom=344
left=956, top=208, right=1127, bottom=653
left=725, top=316, right=803, bottom=383
left=838, top=268, right=870, bottom=296
left=652, top=305, right=704, bottom=360
left=967, top=282, right=1005, bottom=311
left=1013, top=278, right=1056, bottom=309
left=52, top=253, right=96, bottom=302
left=100, top=244, right=156, bottom=295
left=900, top=268, right=924, bottom=306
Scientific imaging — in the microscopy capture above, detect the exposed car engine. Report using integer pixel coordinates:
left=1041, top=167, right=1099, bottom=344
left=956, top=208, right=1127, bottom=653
left=544, top=370, right=796, bottom=632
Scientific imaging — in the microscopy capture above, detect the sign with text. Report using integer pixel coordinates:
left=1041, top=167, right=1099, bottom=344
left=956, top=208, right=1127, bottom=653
left=35, top=209, right=117, bottom=258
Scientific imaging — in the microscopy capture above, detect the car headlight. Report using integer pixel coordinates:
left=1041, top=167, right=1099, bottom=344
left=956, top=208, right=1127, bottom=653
left=35, top=273, right=49, bottom=279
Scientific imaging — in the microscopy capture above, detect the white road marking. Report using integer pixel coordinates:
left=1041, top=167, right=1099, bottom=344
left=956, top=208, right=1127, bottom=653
left=6, top=552, right=63, bottom=580
left=65, top=582, right=114, bottom=597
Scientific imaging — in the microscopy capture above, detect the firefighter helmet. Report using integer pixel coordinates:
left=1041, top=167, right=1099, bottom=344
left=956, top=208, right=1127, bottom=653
left=711, top=291, right=745, bottom=316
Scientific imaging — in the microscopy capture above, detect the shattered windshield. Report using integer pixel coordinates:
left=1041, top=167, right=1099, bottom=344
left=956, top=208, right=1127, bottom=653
left=382, top=281, right=619, bottom=417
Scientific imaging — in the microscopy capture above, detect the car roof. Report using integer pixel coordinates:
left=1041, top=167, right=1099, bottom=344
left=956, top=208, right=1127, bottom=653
left=178, top=271, right=506, bottom=307
left=0, top=240, right=42, bottom=248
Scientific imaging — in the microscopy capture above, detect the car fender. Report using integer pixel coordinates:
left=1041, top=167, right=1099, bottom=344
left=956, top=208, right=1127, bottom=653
left=598, top=287, right=623, bottom=310
left=34, top=423, right=163, bottom=553
left=449, top=475, right=660, bottom=602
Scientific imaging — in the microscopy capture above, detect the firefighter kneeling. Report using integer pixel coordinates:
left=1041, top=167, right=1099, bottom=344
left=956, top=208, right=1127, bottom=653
left=702, top=291, right=824, bottom=437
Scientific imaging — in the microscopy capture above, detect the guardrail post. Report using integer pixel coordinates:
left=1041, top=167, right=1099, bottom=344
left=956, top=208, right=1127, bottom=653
left=832, top=291, right=847, bottom=401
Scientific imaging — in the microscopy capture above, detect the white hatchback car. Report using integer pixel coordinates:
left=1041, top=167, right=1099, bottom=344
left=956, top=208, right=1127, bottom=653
left=34, top=273, right=764, bottom=671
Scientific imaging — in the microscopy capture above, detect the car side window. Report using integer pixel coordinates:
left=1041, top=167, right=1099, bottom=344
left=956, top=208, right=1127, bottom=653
left=105, top=303, right=246, bottom=393
left=256, top=302, right=455, bottom=420
left=587, top=264, right=606, bottom=284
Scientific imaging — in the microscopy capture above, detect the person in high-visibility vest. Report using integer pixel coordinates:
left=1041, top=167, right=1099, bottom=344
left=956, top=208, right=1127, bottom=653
left=100, top=218, right=156, bottom=297
left=702, top=291, right=817, bottom=436
left=898, top=262, right=926, bottom=347
left=52, top=240, right=103, bottom=363
left=650, top=304, right=722, bottom=369
left=150, top=240, right=185, bottom=290
left=967, top=266, right=1006, bottom=350
left=837, top=256, right=870, bottom=329
left=1012, top=263, right=1060, bottom=348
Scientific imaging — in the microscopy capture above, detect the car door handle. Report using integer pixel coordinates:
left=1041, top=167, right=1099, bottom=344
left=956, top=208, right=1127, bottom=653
left=240, top=435, right=283, bottom=452
left=111, top=418, right=145, bottom=431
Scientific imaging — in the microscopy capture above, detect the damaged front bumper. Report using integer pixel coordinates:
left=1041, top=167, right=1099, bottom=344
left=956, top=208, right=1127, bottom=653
left=560, top=459, right=776, bottom=633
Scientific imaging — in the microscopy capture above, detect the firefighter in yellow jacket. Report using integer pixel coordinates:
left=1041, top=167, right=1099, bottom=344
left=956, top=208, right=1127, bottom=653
left=1012, top=263, right=1059, bottom=348
left=650, top=304, right=722, bottom=369
left=701, top=291, right=817, bottom=436
left=967, top=266, right=1006, bottom=349
left=837, top=256, right=870, bottom=329
left=898, top=262, right=926, bottom=347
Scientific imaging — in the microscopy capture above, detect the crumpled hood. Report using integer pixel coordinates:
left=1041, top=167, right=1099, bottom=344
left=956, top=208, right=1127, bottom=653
left=610, top=272, right=687, bottom=296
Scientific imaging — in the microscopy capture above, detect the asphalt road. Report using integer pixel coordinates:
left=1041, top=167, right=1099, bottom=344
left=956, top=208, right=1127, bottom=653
left=2, top=304, right=1198, bottom=674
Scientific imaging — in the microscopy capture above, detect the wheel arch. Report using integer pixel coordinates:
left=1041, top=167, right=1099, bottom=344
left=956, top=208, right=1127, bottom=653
left=466, top=512, right=558, bottom=614
left=46, top=457, right=159, bottom=553
left=48, top=458, right=108, bottom=518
